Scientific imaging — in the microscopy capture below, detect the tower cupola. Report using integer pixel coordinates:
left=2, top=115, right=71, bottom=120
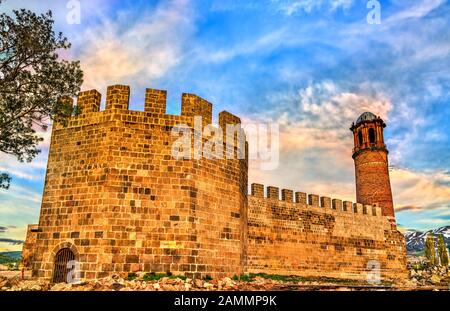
left=350, top=112, right=396, bottom=226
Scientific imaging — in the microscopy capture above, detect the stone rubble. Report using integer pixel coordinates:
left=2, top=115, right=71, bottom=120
left=0, top=274, right=353, bottom=291
left=1, top=257, right=448, bottom=291
left=396, top=257, right=450, bottom=289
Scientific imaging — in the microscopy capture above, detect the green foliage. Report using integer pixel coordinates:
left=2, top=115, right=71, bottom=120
left=437, top=234, right=449, bottom=266
left=1, top=251, right=21, bottom=260
left=410, top=250, right=425, bottom=257
left=0, top=172, right=11, bottom=189
left=232, top=274, right=253, bottom=282
left=232, top=273, right=361, bottom=285
left=412, top=262, right=426, bottom=271
left=0, top=252, right=21, bottom=265
left=143, top=273, right=166, bottom=281
left=0, top=3, right=83, bottom=189
left=127, top=272, right=137, bottom=280
left=424, top=232, right=436, bottom=265
left=142, top=273, right=187, bottom=281
left=6, top=261, right=18, bottom=270
left=202, top=274, right=213, bottom=281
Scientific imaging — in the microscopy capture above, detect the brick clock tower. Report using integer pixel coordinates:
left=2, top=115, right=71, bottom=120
left=350, top=112, right=396, bottom=226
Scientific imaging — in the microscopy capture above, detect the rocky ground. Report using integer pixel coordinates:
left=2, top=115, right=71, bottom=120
left=0, top=274, right=390, bottom=291
left=0, top=258, right=448, bottom=291
left=401, top=256, right=450, bottom=289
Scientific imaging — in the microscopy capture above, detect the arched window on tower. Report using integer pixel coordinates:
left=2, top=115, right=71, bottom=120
left=369, top=128, right=376, bottom=144
left=358, top=131, right=363, bottom=146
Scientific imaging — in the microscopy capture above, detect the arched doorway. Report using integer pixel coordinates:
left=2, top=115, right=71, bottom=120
left=52, top=248, right=75, bottom=283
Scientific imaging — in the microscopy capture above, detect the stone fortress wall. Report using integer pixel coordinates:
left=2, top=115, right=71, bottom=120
left=27, top=85, right=248, bottom=280
left=22, top=85, right=407, bottom=282
left=246, top=184, right=406, bottom=281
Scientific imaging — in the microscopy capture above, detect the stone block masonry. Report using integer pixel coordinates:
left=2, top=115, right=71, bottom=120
left=246, top=184, right=406, bottom=281
left=23, top=86, right=407, bottom=283
left=22, top=224, right=38, bottom=269
left=350, top=112, right=396, bottom=225
left=29, top=85, right=247, bottom=280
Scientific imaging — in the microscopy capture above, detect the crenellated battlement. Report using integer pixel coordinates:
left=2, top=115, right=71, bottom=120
left=247, top=182, right=406, bottom=280
left=30, top=85, right=249, bottom=281
left=25, top=84, right=406, bottom=282
left=66, top=85, right=238, bottom=128
left=54, top=86, right=247, bottom=163
left=249, top=183, right=382, bottom=217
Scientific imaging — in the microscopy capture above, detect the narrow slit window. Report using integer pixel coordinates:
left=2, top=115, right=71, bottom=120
left=369, top=128, right=376, bottom=143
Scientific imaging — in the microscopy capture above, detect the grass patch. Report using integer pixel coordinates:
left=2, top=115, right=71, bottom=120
left=408, top=250, right=425, bottom=257
left=143, top=273, right=187, bottom=281
left=232, top=274, right=253, bottom=282
left=411, top=263, right=427, bottom=271
left=233, top=273, right=308, bottom=283
left=232, top=273, right=390, bottom=286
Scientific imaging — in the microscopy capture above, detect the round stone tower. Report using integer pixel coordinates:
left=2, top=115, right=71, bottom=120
left=350, top=112, right=396, bottom=225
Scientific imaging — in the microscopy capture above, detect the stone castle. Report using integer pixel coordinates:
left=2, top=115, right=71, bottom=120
left=22, top=85, right=407, bottom=282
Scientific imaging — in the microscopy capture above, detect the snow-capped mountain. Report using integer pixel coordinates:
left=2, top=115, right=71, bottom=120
left=404, top=226, right=450, bottom=253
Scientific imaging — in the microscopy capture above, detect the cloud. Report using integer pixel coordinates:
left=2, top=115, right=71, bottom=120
left=0, top=238, right=24, bottom=245
left=0, top=225, right=30, bottom=252
left=0, top=226, right=7, bottom=233
left=246, top=80, right=450, bottom=226
left=0, top=152, right=48, bottom=181
left=385, top=0, right=445, bottom=23
left=414, top=218, right=450, bottom=226
left=262, top=80, right=391, bottom=151
left=0, top=184, right=42, bottom=233
left=0, top=184, right=42, bottom=206
left=1, top=0, right=199, bottom=246
left=0, top=125, right=51, bottom=181
left=392, top=168, right=450, bottom=213
left=209, top=0, right=261, bottom=12
left=1, top=0, right=449, bottom=234
left=395, top=205, right=421, bottom=212
left=74, top=0, right=195, bottom=92
left=272, top=0, right=354, bottom=15
left=247, top=80, right=392, bottom=199
left=200, top=28, right=289, bottom=63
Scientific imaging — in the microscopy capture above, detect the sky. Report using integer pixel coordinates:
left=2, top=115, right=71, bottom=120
left=1, top=0, right=450, bottom=251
